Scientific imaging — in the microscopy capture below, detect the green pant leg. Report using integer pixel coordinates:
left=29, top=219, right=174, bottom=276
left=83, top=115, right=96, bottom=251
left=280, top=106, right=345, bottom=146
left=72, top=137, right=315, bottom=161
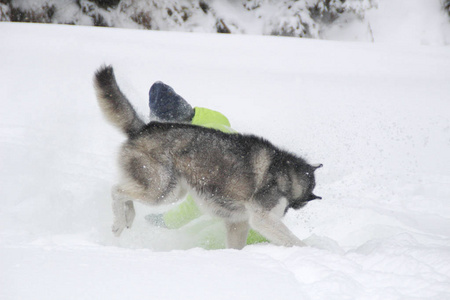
left=247, top=229, right=268, bottom=244
left=163, top=195, right=202, bottom=229
left=163, top=196, right=268, bottom=244
left=163, top=197, right=268, bottom=244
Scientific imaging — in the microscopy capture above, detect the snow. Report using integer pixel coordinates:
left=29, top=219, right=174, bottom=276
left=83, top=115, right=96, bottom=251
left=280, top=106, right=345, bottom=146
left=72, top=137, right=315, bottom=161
left=365, top=0, right=450, bottom=45
left=1, top=17, right=450, bottom=300
left=322, top=0, right=450, bottom=45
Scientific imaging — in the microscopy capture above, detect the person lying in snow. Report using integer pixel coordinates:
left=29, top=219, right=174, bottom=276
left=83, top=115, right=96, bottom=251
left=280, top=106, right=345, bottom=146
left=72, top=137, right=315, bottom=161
left=145, top=81, right=267, bottom=246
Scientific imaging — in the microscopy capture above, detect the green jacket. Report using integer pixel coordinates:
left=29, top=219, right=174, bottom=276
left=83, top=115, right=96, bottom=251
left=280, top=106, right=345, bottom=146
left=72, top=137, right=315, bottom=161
left=191, top=107, right=234, bottom=132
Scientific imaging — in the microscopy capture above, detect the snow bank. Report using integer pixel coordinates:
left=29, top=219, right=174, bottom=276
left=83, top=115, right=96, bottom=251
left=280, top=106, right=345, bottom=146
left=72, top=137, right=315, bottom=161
left=1, top=22, right=450, bottom=299
left=365, top=0, right=450, bottom=45
left=3, top=0, right=450, bottom=44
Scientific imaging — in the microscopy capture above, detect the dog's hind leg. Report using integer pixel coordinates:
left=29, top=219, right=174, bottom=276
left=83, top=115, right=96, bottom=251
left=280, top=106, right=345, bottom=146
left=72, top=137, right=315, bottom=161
left=225, top=220, right=250, bottom=249
left=110, top=172, right=187, bottom=237
left=111, top=185, right=136, bottom=237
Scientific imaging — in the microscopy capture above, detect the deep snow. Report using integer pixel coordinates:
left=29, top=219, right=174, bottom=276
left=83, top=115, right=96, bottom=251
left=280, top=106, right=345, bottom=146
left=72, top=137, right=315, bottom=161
left=1, top=20, right=450, bottom=299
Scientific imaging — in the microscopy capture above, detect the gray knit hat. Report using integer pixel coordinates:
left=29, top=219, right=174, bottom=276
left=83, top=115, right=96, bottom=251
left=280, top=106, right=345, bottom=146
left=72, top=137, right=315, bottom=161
left=149, top=81, right=194, bottom=122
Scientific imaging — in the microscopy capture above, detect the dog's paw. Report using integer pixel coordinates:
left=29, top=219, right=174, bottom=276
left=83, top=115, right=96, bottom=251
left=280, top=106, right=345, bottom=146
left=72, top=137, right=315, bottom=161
left=295, top=239, right=308, bottom=247
left=125, top=206, right=136, bottom=229
left=112, top=222, right=125, bottom=237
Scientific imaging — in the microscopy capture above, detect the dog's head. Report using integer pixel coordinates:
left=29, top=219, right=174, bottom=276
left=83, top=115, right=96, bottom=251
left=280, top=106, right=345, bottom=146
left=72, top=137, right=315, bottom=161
left=285, top=163, right=322, bottom=211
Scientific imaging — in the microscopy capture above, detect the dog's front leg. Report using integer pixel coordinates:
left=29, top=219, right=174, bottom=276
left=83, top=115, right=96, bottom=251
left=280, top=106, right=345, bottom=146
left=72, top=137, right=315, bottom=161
left=225, top=220, right=250, bottom=249
left=111, top=185, right=136, bottom=237
left=249, top=211, right=306, bottom=247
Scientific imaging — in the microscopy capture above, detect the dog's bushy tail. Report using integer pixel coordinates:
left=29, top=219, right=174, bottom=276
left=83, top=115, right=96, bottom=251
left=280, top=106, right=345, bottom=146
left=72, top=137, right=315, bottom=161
left=94, top=65, right=145, bottom=137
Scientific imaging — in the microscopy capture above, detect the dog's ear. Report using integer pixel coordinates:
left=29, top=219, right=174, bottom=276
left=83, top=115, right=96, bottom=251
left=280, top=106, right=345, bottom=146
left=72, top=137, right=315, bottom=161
left=311, top=163, right=323, bottom=171
left=307, top=193, right=322, bottom=201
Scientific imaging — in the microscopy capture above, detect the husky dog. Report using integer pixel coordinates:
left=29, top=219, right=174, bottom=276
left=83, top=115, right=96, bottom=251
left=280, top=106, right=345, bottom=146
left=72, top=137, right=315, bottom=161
left=94, top=65, right=322, bottom=249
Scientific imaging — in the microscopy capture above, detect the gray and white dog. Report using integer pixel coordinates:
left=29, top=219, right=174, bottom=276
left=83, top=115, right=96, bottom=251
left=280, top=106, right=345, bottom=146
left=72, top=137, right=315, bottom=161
left=94, top=65, right=322, bottom=249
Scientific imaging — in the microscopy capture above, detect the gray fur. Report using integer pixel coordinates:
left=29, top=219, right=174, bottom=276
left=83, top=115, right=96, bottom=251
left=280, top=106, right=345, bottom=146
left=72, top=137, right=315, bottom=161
left=94, top=65, right=322, bottom=249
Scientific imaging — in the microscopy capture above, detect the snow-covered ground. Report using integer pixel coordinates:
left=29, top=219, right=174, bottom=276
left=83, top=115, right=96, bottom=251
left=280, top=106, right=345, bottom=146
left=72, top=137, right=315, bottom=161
left=324, top=0, right=450, bottom=45
left=1, top=18, right=450, bottom=299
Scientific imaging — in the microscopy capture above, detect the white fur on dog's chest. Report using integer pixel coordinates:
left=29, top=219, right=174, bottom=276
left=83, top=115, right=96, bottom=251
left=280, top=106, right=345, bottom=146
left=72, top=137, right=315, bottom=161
left=270, top=197, right=288, bottom=218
